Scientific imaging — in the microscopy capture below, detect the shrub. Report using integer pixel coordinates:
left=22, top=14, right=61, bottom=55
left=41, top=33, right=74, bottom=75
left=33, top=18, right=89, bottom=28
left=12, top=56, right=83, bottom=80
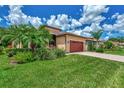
left=0, top=46, right=4, bottom=55
left=5, top=48, right=32, bottom=57
left=34, top=48, right=57, bottom=60
left=47, top=51, right=57, bottom=60
left=7, top=50, right=16, bottom=57
left=104, top=41, right=114, bottom=49
left=95, top=48, right=104, bottom=53
left=9, top=48, right=65, bottom=62
left=53, top=48, right=65, bottom=58
left=13, top=52, right=34, bottom=64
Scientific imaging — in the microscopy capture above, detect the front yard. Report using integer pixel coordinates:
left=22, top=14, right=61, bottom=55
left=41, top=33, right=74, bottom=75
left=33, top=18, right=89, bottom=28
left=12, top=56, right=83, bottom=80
left=1, top=54, right=124, bottom=88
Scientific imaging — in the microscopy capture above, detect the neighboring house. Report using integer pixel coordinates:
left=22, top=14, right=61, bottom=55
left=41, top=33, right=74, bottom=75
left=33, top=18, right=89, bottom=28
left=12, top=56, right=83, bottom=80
left=7, top=25, right=96, bottom=52
left=112, top=41, right=124, bottom=48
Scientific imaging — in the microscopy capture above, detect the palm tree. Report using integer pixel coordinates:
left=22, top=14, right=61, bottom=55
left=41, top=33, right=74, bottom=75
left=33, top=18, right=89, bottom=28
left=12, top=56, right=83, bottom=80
left=0, top=27, right=4, bottom=44
left=1, top=24, right=52, bottom=52
left=0, top=27, right=13, bottom=47
left=0, top=27, right=6, bottom=46
left=21, top=25, right=52, bottom=52
left=90, top=30, right=103, bottom=48
left=1, top=25, right=27, bottom=48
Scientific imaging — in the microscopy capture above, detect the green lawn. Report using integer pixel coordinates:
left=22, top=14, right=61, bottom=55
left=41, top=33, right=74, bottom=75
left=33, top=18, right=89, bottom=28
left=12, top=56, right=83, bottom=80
left=104, top=49, right=124, bottom=56
left=1, top=54, right=124, bottom=88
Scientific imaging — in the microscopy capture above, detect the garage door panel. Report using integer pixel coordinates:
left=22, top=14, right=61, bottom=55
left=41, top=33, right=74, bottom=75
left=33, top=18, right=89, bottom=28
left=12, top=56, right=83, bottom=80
left=70, top=41, right=83, bottom=52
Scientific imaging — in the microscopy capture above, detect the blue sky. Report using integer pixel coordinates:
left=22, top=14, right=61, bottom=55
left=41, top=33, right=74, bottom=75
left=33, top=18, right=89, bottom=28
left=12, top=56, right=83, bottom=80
left=0, top=5, right=82, bottom=27
left=0, top=5, right=124, bottom=40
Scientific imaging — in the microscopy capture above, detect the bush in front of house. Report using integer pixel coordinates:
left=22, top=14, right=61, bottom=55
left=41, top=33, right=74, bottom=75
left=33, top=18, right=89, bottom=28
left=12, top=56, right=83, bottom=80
left=7, top=50, right=16, bottom=57
left=8, top=47, right=65, bottom=64
left=104, top=41, right=114, bottom=49
left=95, top=48, right=104, bottom=53
left=12, top=52, right=34, bottom=64
left=0, top=46, right=4, bottom=55
left=6, top=48, right=32, bottom=57
left=53, top=48, right=65, bottom=58
left=33, top=48, right=57, bottom=60
left=92, top=43, right=105, bottom=53
left=33, top=48, right=65, bottom=60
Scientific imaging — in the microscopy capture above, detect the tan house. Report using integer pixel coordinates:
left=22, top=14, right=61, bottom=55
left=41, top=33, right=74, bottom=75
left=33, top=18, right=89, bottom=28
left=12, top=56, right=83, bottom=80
left=45, top=25, right=96, bottom=52
left=7, top=25, right=96, bottom=52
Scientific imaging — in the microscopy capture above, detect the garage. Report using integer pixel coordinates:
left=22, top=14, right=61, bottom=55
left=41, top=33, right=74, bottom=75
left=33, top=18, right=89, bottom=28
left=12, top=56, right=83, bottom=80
left=70, top=40, right=83, bottom=52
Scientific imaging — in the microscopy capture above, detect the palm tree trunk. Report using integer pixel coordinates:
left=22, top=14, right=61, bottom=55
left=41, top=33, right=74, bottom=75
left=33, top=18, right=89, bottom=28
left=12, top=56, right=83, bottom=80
left=19, top=42, right=21, bottom=48
left=30, top=42, right=35, bottom=53
left=96, top=40, right=99, bottom=48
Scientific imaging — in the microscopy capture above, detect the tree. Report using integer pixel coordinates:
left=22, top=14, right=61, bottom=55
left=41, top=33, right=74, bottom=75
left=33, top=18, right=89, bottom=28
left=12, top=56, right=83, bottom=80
left=104, top=41, right=114, bottom=49
left=1, top=25, right=29, bottom=48
left=0, top=27, right=11, bottom=47
left=22, top=25, right=52, bottom=51
left=109, top=37, right=124, bottom=43
left=0, top=24, right=52, bottom=52
left=90, top=30, right=103, bottom=48
left=91, top=30, right=103, bottom=41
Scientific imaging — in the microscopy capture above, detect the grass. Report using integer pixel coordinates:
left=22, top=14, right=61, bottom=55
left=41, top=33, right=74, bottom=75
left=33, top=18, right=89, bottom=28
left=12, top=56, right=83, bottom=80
left=104, top=48, right=124, bottom=56
left=1, top=54, right=124, bottom=88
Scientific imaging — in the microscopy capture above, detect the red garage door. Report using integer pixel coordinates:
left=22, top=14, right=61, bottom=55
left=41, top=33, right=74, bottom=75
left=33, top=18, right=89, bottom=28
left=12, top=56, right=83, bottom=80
left=70, top=40, right=83, bottom=52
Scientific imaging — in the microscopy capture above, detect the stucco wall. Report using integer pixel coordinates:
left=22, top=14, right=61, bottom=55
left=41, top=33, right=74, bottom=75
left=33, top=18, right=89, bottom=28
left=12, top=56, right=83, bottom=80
left=56, top=36, right=66, bottom=51
left=56, top=34, right=90, bottom=52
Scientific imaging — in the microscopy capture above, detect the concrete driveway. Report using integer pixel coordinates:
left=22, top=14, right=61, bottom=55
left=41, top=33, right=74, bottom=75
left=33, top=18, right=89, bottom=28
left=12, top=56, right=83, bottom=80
left=69, top=52, right=124, bottom=62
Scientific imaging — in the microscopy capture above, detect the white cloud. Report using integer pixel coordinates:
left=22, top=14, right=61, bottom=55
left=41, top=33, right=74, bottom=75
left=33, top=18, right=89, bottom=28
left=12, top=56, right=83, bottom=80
left=91, top=23, right=102, bottom=31
left=67, top=23, right=102, bottom=37
left=42, top=17, right=47, bottom=22
left=5, top=5, right=42, bottom=28
left=80, top=23, right=102, bottom=37
left=83, top=5, right=109, bottom=16
left=111, top=13, right=119, bottom=19
left=81, top=32, right=92, bottom=37
left=47, top=14, right=71, bottom=30
left=79, top=5, right=109, bottom=24
left=102, top=24, right=113, bottom=31
left=115, top=14, right=124, bottom=24
left=82, top=26, right=92, bottom=32
left=5, top=6, right=27, bottom=24
left=5, top=5, right=109, bottom=34
left=67, top=29, right=92, bottom=37
left=103, top=13, right=124, bottom=32
left=92, top=16, right=106, bottom=24
left=47, top=15, right=56, bottom=26
left=102, top=13, right=124, bottom=39
left=28, top=16, right=42, bottom=28
left=81, top=23, right=102, bottom=32
left=46, top=14, right=82, bottom=30
left=75, top=5, right=110, bottom=38
left=5, top=5, right=123, bottom=39
left=79, top=9, right=82, bottom=12
left=67, top=29, right=82, bottom=35
left=70, top=19, right=82, bottom=29
left=0, top=17, right=3, bottom=22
